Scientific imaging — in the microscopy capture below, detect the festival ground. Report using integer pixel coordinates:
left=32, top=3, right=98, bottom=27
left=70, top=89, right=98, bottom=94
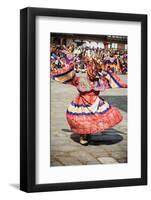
left=50, top=73, right=127, bottom=166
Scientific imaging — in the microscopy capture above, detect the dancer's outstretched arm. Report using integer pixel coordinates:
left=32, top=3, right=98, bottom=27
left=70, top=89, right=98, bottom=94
left=92, top=57, right=127, bottom=89
left=99, top=70, right=127, bottom=89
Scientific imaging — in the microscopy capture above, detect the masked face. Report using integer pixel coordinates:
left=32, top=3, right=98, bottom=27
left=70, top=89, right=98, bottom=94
left=87, top=63, right=98, bottom=81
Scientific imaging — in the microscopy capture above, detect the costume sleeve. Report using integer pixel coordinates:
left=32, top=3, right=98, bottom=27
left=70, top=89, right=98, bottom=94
left=50, top=62, right=78, bottom=86
left=99, top=71, right=127, bottom=89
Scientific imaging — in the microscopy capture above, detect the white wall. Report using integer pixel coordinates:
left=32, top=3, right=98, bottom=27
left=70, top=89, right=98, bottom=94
left=0, top=0, right=150, bottom=199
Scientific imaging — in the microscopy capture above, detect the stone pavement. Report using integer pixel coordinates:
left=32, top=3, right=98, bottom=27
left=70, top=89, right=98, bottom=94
left=50, top=74, right=127, bottom=166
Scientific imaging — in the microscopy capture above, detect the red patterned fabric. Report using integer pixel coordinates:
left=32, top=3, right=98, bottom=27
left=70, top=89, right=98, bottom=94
left=66, top=89, right=123, bottom=134
left=66, top=106, right=123, bottom=134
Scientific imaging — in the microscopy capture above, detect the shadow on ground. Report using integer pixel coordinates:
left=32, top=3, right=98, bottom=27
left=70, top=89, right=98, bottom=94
left=101, top=96, right=127, bottom=113
left=70, top=129, right=123, bottom=145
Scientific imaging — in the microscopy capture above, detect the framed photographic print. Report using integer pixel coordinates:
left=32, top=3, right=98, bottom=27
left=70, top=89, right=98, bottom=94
left=20, top=7, right=147, bottom=192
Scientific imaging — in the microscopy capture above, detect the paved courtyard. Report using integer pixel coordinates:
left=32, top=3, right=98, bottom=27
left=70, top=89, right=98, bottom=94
left=50, top=74, right=127, bottom=166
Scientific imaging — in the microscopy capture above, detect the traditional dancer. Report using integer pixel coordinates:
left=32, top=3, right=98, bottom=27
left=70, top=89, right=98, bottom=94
left=51, top=51, right=127, bottom=145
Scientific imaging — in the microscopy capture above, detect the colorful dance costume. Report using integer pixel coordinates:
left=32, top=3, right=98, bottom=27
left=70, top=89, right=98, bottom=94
left=51, top=56, right=127, bottom=135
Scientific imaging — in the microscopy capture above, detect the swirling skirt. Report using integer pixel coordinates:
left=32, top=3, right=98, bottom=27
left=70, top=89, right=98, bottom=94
left=66, top=96, right=123, bottom=134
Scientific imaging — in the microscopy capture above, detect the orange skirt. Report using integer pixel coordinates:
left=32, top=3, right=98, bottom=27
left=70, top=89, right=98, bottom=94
left=66, top=95, right=123, bottom=134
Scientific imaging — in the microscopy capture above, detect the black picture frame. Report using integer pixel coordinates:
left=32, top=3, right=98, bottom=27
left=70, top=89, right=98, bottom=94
left=20, top=7, right=147, bottom=192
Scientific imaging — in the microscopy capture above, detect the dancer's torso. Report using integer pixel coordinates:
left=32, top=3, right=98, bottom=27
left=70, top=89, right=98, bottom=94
left=76, top=77, right=104, bottom=92
left=74, top=77, right=105, bottom=105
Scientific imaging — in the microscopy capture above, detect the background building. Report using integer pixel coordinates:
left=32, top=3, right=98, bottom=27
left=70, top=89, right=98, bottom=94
left=51, top=33, right=127, bottom=50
